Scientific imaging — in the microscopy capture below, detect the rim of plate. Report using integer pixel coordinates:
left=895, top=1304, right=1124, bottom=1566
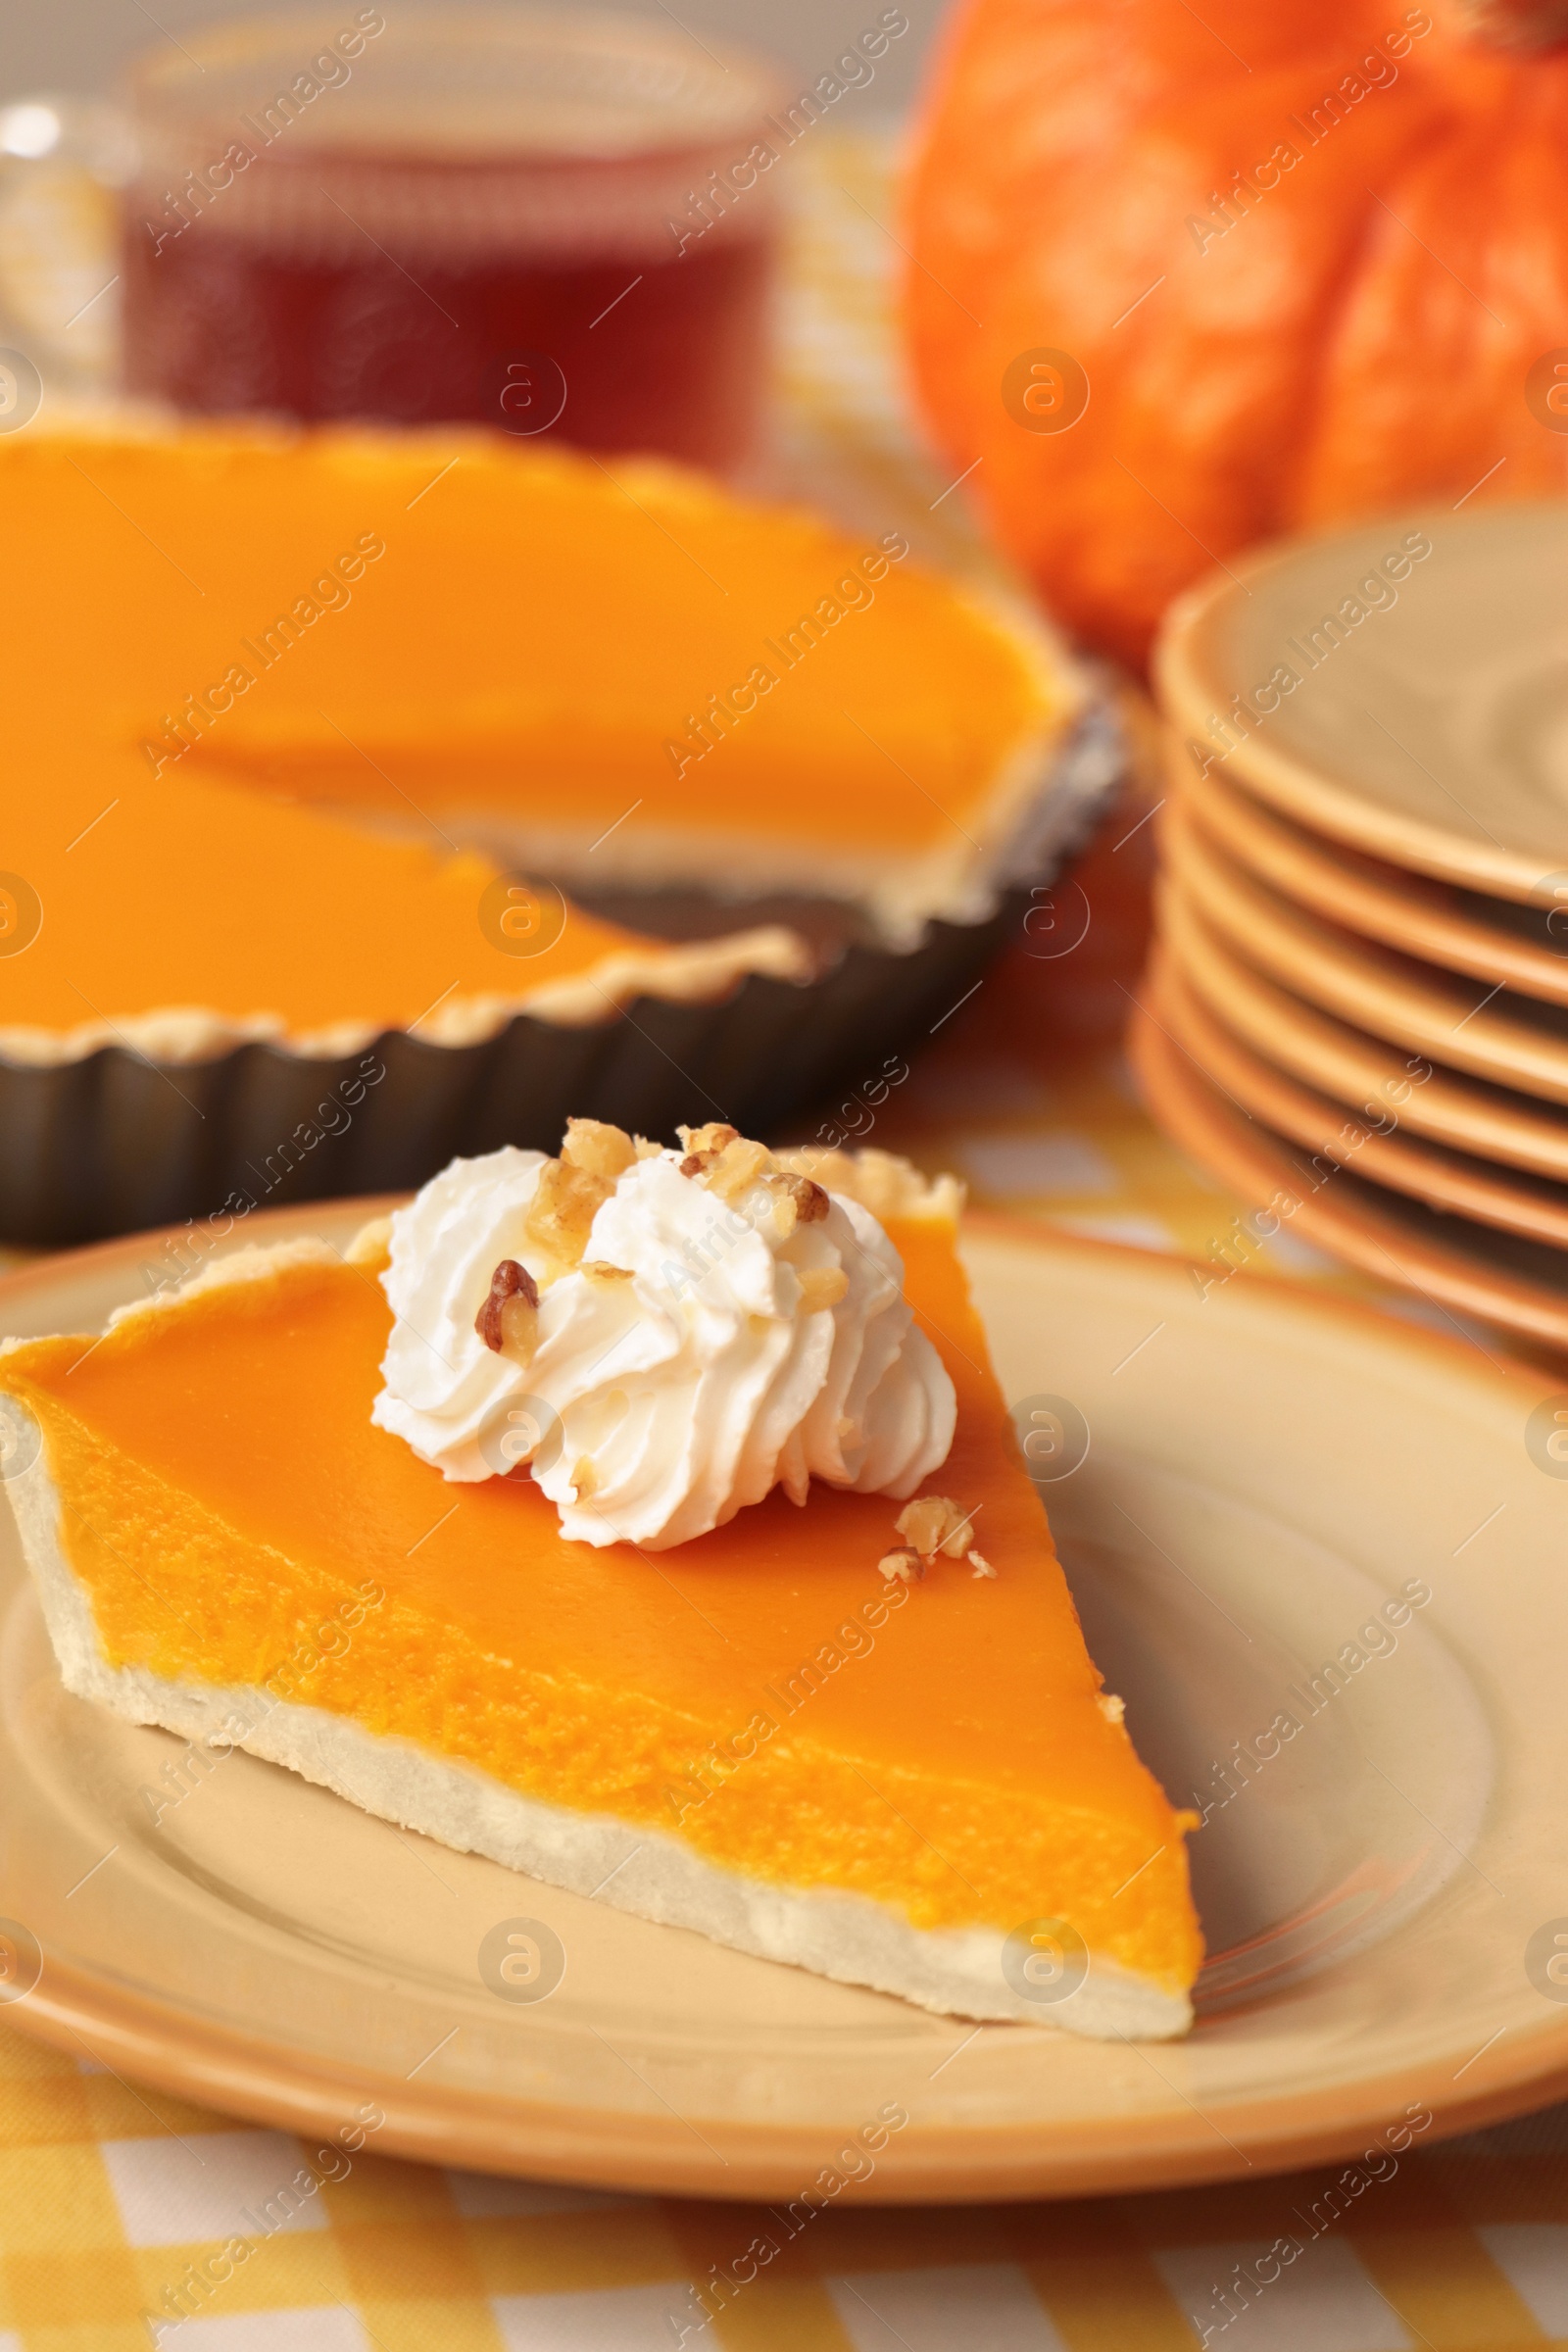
left=1164, top=809, right=1568, bottom=1107
left=1150, top=952, right=1568, bottom=1252
left=1154, top=508, right=1565, bottom=908
left=1158, top=881, right=1568, bottom=1185
left=1178, top=760, right=1568, bottom=1012
left=1131, top=1009, right=1568, bottom=1351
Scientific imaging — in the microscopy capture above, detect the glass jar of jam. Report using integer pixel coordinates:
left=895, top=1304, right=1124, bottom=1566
left=121, top=7, right=786, bottom=469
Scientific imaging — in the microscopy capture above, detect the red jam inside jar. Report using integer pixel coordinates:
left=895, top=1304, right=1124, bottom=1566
left=121, top=8, right=785, bottom=469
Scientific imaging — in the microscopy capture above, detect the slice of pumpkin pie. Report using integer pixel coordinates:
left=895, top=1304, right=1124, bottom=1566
left=0, top=1134, right=1200, bottom=2035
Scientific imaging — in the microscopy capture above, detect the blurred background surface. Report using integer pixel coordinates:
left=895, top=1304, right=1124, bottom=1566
left=1, top=0, right=941, bottom=113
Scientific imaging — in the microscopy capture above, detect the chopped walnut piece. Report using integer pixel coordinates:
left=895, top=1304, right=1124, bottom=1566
left=680, top=1152, right=716, bottom=1179
left=766, top=1170, right=829, bottom=1241
left=897, top=1496, right=945, bottom=1556
left=633, top=1135, right=662, bottom=1160
left=475, top=1259, right=540, bottom=1363
left=523, top=1157, right=611, bottom=1274
left=561, top=1118, right=636, bottom=1181
left=1098, top=1692, right=1126, bottom=1725
left=707, top=1136, right=773, bottom=1203
left=499, top=1295, right=538, bottom=1362
left=582, top=1260, right=634, bottom=1283
left=896, top=1494, right=975, bottom=1560
left=968, top=1550, right=997, bottom=1579
left=775, top=1173, right=829, bottom=1224
left=797, top=1265, right=849, bottom=1313
left=678, top=1122, right=739, bottom=1157
left=878, top=1546, right=925, bottom=1584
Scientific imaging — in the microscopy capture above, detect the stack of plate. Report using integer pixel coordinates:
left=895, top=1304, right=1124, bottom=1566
left=1141, top=503, right=1568, bottom=1350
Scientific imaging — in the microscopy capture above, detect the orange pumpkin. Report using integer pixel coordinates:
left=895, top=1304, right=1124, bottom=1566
left=904, top=0, right=1568, bottom=669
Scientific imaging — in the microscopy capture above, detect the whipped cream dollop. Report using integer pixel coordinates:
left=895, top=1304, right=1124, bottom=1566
left=371, top=1124, right=957, bottom=1550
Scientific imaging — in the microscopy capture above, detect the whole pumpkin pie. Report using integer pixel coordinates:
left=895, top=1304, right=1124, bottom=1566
left=0, top=421, right=1087, bottom=1065
left=0, top=425, right=1097, bottom=1245
left=0, top=1134, right=1200, bottom=2034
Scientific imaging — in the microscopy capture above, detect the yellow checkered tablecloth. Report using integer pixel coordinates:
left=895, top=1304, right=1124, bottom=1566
left=3, top=122, right=1567, bottom=2352
left=4, top=2017, right=1568, bottom=2351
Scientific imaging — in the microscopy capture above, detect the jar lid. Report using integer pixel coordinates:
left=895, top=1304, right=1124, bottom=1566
left=127, top=5, right=784, bottom=166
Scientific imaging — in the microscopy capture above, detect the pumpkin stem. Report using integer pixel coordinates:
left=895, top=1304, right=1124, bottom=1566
left=1463, top=0, right=1568, bottom=45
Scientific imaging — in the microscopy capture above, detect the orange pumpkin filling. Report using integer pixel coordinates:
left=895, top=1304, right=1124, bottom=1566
left=0, top=762, right=682, bottom=1048
left=0, top=426, right=1080, bottom=1053
left=0, top=1214, right=1200, bottom=1992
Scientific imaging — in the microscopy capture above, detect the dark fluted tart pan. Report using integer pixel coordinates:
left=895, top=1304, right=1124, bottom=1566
left=0, top=706, right=1117, bottom=1248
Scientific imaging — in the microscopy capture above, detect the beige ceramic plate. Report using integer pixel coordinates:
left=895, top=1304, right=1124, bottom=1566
left=1168, top=809, right=1568, bottom=1107
left=1156, top=502, right=1568, bottom=907
left=1180, top=761, right=1568, bottom=1010
left=1152, top=954, right=1568, bottom=1252
left=1133, top=1006, right=1568, bottom=1351
left=2, top=1202, right=1568, bottom=2200
left=1162, top=886, right=1568, bottom=1186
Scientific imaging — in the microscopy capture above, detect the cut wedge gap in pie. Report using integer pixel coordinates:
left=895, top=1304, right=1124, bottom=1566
left=0, top=422, right=1095, bottom=1073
